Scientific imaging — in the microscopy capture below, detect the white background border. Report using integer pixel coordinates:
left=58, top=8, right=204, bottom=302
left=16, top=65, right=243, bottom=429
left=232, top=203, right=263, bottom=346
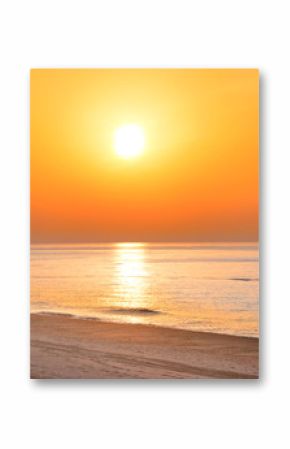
left=0, top=1, right=289, bottom=447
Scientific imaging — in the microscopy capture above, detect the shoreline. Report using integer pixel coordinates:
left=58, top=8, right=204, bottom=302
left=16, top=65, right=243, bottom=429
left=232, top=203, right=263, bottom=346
left=31, top=311, right=259, bottom=339
left=31, top=313, right=259, bottom=379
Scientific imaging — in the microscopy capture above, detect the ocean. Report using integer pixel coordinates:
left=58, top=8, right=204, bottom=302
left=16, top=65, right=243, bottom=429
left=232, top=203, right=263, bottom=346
left=30, top=242, right=259, bottom=337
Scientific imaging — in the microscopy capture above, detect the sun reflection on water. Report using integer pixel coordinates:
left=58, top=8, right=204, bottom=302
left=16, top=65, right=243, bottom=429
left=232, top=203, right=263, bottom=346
left=112, top=243, right=150, bottom=322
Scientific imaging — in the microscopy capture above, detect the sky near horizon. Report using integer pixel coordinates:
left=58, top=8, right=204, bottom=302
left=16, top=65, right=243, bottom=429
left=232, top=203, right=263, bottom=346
left=30, top=69, right=258, bottom=243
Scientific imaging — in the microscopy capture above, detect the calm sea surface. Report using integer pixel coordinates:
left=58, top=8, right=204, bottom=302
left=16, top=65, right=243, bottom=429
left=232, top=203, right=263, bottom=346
left=30, top=243, right=259, bottom=337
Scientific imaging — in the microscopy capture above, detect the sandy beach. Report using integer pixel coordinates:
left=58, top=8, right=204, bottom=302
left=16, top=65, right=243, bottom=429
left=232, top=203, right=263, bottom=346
left=31, top=313, right=259, bottom=379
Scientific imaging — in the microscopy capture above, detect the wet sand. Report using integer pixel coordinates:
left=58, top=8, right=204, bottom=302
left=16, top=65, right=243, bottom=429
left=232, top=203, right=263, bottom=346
left=31, top=313, right=259, bottom=379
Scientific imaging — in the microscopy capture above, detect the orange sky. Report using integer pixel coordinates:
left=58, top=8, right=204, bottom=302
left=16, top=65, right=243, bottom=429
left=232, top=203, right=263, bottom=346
left=30, top=69, right=258, bottom=243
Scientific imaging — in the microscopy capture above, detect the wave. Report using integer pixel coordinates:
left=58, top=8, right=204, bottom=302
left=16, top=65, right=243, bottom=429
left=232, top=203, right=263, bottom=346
left=230, top=278, right=258, bottom=282
left=32, top=311, right=101, bottom=321
left=105, top=307, right=162, bottom=316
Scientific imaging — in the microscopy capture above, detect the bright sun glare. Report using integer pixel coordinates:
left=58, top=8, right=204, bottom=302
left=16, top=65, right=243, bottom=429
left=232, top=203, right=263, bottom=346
left=114, top=124, right=145, bottom=159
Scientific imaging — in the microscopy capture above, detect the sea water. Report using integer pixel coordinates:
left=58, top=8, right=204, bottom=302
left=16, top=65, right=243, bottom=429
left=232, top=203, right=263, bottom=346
left=30, top=242, right=259, bottom=337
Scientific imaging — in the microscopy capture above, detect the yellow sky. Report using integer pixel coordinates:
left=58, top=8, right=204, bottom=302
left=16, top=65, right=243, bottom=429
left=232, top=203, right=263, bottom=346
left=31, top=69, right=258, bottom=242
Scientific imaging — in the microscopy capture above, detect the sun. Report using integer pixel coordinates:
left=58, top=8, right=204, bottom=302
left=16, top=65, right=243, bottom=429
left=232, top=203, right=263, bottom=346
left=114, top=124, right=145, bottom=158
